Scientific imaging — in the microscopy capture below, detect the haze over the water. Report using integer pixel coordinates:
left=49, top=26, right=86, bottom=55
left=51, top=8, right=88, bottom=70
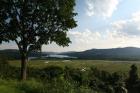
left=1, top=0, right=140, bottom=52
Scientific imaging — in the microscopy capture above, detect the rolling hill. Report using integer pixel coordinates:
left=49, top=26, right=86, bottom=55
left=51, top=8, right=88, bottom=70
left=1, top=47, right=140, bottom=60
left=0, top=49, right=54, bottom=60
left=61, top=47, right=140, bottom=60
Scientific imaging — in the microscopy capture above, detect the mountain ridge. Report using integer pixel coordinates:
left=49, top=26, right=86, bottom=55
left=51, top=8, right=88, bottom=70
left=61, top=47, right=140, bottom=60
left=1, top=47, right=140, bottom=60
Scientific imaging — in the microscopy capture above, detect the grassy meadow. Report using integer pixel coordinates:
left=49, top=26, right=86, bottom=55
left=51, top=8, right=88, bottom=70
left=1, top=59, right=140, bottom=93
left=9, top=59, right=140, bottom=76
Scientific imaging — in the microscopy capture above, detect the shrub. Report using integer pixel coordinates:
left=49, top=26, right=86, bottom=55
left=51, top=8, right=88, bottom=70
left=41, top=66, right=63, bottom=80
left=18, top=79, right=44, bottom=93
left=0, top=54, right=10, bottom=78
left=126, top=64, right=139, bottom=93
left=0, top=79, right=24, bottom=93
left=64, top=66, right=82, bottom=86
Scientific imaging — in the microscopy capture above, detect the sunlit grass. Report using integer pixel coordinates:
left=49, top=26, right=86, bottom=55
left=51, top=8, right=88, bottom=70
left=8, top=59, right=140, bottom=75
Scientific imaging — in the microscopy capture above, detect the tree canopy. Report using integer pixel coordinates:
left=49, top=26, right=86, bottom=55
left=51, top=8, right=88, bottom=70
left=0, top=0, right=77, bottom=51
left=0, top=0, right=77, bottom=80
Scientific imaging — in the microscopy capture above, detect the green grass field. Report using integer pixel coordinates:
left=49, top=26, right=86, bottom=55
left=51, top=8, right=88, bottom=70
left=0, top=59, right=139, bottom=93
left=8, top=59, right=140, bottom=75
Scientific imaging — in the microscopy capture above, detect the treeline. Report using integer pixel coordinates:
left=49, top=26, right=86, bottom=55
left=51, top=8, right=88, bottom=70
left=2, top=49, right=140, bottom=61
left=0, top=50, right=45, bottom=60
left=0, top=56, right=140, bottom=93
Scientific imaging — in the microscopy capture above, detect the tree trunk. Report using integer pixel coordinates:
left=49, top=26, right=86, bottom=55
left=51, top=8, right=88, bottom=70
left=21, top=53, right=27, bottom=80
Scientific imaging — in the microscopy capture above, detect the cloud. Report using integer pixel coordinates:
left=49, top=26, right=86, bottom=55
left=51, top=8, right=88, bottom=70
left=111, top=11, right=140, bottom=36
left=2, top=11, right=140, bottom=52
left=0, top=42, right=18, bottom=50
left=67, top=28, right=140, bottom=51
left=68, top=29, right=101, bottom=44
left=42, top=29, right=102, bottom=52
left=42, top=28, right=140, bottom=52
left=2, top=28, right=140, bottom=52
left=86, top=0, right=120, bottom=18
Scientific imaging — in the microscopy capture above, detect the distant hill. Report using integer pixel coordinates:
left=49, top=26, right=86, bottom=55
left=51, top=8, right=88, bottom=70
left=1, top=47, right=140, bottom=60
left=0, top=49, right=20, bottom=59
left=0, top=49, right=55, bottom=60
left=61, top=47, right=140, bottom=60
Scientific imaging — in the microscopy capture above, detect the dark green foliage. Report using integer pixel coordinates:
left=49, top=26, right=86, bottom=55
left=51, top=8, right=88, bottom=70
left=88, top=67, right=128, bottom=93
left=41, top=66, right=63, bottom=80
left=3, top=58, right=140, bottom=93
left=0, top=0, right=77, bottom=80
left=0, top=49, right=20, bottom=60
left=109, top=72, right=124, bottom=85
left=126, top=64, right=140, bottom=93
left=0, top=49, right=48, bottom=60
left=0, top=55, right=20, bottom=79
left=0, top=55, right=10, bottom=78
left=0, top=0, right=77, bottom=47
left=64, top=67, right=82, bottom=85
left=128, top=64, right=138, bottom=84
left=0, top=54, right=8, bottom=66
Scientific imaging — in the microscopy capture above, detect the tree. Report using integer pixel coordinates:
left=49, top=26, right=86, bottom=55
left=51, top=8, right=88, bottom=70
left=128, top=64, right=138, bottom=84
left=0, top=0, right=77, bottom=80
left=126, top=64, right=139, bottom=92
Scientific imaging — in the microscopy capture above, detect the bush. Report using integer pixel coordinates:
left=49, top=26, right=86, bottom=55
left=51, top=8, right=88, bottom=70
left=64, top=66, right=82, bottom=86
left=126, top=64, right=139, bottom=93
left=0, top=79, right=24, bottom=93
left=0, top=54, right=9, bottom=68
left=41, top=66, right=64, bottom=80
left=18, top=79, right=44, bottom=93
left=0, top=60, right=136, bottom=93
left=0, top=55, right=10, bottom=78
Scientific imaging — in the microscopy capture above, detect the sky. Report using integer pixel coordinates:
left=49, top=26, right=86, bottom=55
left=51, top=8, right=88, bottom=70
left=1, top=0, right=140, bottom=52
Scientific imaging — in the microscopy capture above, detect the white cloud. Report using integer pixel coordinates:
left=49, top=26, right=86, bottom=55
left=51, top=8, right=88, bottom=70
left=111, top=11, right=140, bottom=36
left=42, top=28, right=140, bottom=52
left=2, top=11, right=140, bottom=52
left=1, top=28, right=140, bottom=52
left=86, top=0, right=120, bottom=18
left=0, top=42, right=18, bottom=50
left=68, top=29, right=101, bottom=44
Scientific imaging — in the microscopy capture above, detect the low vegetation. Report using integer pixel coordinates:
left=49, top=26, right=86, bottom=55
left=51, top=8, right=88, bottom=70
left=1, top=55, right=140, bottom=93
